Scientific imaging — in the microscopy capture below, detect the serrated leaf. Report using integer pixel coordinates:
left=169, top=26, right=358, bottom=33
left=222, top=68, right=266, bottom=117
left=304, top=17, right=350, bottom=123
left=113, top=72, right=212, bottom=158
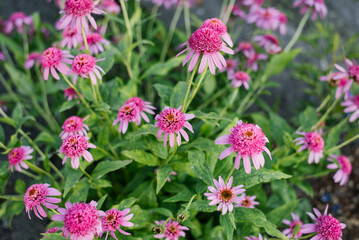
left=92, top=160, right=132, bottom=179
left=59, top=101, right=77, bottom=112
left=264, top=49, right=301, bottom=77
left=267, top=201, right=298, bottom=226
left=64, top=169, right=83, bottom=197
left=156, top=165, right=173, bottom=194
left=170, top=81, right=187, bottom=108
left=188, top=150, right=214, bottom=186
left=122, top=150, right=159, bottom=166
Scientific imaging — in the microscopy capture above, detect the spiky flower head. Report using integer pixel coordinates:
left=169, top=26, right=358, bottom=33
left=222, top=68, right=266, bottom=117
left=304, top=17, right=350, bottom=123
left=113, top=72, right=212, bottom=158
left=154, top=219, right=189, bottom=240
left=294, top=131, right=324, bottom=164
left=41, top=47, right=73, bottom=80
left=71, top=54, right=105, bottom=85
left=100, top=208, right=134, bottom=240
left=8, top=146, right=33, bottom=172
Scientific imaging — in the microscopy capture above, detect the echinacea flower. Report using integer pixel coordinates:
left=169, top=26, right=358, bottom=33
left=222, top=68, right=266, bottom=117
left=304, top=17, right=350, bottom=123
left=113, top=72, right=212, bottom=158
left=98, top=0, right=121, bottom=14
left=200, top=18, right=233, bottom=47
left=215, top=120, right=271, bottom=174
left=59, top=134, right=96, bottom=169
left=245, top=51, right=267, bottom=71
left=60, top=116, right=89, bottom=139
left=235, top=41, right=255, bottom=56
left=277, top=10, right=287, bottom=35
left=320, top=72, right=352, bottom=99
left=61, top=27, right=82, bottom=49
left=71, top=54, right=105, bottom=85
left=100, top=208, right=134, bottom=239
left=154, top=219, right=189, bottom=240
left=43, top=227, right=61, bottom=238
left=82, top=32, right=110, bottom=55
left=125, top=97, right=156, bottom=122
left=282, top=213, right=303, bottom=238
left=232, top=5, right=246, bottom=19
left=246, top=7, right=280, bottom=31
left=341, top=95, right=359, bottom=123
left=254, top=34, right=282, bottom=54
left=242, top=0, right=264, bottom=6
left=52, top=201, right=104, bottom=240
left=58, top=0, right=104, bottom=33
left=204, top=176, right=245, bottom=215
left=301, top=205, right=346, bottom=240
left=335, top=58, right=359, bottom=82
left=293, top=0, right=327, bottom=20
left=229, top=71, right=251, bottom=89
left=64, top=87, right=79, bottom=101
left=177, top=26, right=234, bottom=75
left=224, top=59, right=239, bottom=78
left=8, top=146, right=33, bottom=172
left=24, top=183, right=61, bottom=220
left=4, top=12, right=33, bottom=34
left=41, top=47, right=73, bottom=80
left=293, top=131, right=324, bottom=164
left=245, top=233, right=267, bottom=240
left=327, top=155, right=352, bottom=186
left=235, top=193, right=259, bottom=208
left=25, top=52, right=41, bottom=69
left=154, top=106, right=195, bottom=148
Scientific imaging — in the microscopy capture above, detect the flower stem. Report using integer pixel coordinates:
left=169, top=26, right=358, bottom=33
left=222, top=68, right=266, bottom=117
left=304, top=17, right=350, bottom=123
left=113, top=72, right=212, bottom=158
left=284, top=10, right=311, bottom=52
left=312, top=97, right=340, bottom=130
left=182, top=63, right=199, bottom=111
left=164, top=144, right=178, bottom=166
left=91, top=82, right=99, bottom=105
left=185, top=67, right=209, bottom=111
left=225, top=165, right=236, bottom=183
left=22, top=170, right=40, bottom=180
left=26, top=161, right=56, bottom=183
left=222, top=0, right=236, bottom=25
left=184, top=194, right=197, bottom=212
left=81, top=26, right=89, bottom=53
left=327, top=133, right=359, bottom=154
left=79, top=163, right=92, bottom=179
left=220, top=88, right=239, bottom=116
left=120, top=0, right=133, bottom=60
left=0, top=195, right=23, bottom=201
left=184, top=4, right=191, bottom=37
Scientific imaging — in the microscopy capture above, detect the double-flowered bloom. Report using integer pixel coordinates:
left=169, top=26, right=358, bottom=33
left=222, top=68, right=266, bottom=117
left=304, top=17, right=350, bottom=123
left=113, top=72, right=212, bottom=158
left=154, top=219, right=189, bottom=240
left=8, top=146, right=33, bottom=172
left=294, top=131, right=324, bottom=164
left=100, top=208, right=134, bottom=240
left=41, top=47, right=73, bottom=80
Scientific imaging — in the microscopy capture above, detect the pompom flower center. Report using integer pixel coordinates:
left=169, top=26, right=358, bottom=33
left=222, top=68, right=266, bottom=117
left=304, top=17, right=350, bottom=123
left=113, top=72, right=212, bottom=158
left=157, top=108, right=186, bottom=133
left=61, top=135, right=89, bottom=157
left=166, top=224, right=179, bottom=235
left=201, top=18, right=227, bottom=35
left=220, top=189, right=233, bottom=202
left=63, top=116, right=83, bottom=132
left=316, top=215, right=342, bottom=239
left=107, top=214, right=115, bottom=222
left=337, top=156, right=352, bottom=174
left=117, top=103, right=138, bottom=121
left=188, top=27, right=222, bottom=54
left=304, top=132, right=324, bottom=152
left=87, top=33, right=103, bottom=44
left=234, top=72, right=250, bottom=81
left=72, top=54, right=96, bottom=75
left=8, top=148, right=25, bottom=165
left=24, top=184, right=47, bottom=208
left=41, top=48, right=63, bottom=68
left=64, top=0, right=95, bottom=16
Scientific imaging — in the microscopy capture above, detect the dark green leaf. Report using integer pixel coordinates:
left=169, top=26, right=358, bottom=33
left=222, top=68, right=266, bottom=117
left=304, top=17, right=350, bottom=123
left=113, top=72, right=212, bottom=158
left=292, top=222, right=301, bottom=238
left=97, top=194, right=108, bottom=209
left=78, top=79, right=94, bottom=102
left=164, top=191, right=193, bottom=203
left=95, top=102, right=111, bottom=113
left=150, top=208, right=173, bottom=217
left=190, top=200, right=217, bottom=212
left=267, top=201, right=298, bottom=226
left=156, top=165, right=173, bottom=194
left=220, top=213, right=234, bottom=240
left=0, top=125, right=4, bottom=143
left=12, top=104, right=23, bottom=129
left=122, top=150, right=159, bottom=166
left=0, top=34, right=22, bottom=56
left=132, top=125, right=158, bottom=137
left=269, top=113, right=292, bottom=145
left=64, top=170, right=83, bottom=197
left=68, top=180, right=89, bottom=203
left=298, top=107, right=318, bottom=130
left=15, top=179, right=26, bottom=194
left=41, top=233, right=66, bottom=240
left=326, top=119, right=346, bottom=149
left=35, top=132, right=55, bottom=144
left=170, top=81, right=187, bottom=108
left=59, top=101, right=77, bottom=112
left=190, top=111, right=231, bottom=126
left=141, top=56, right=185, bottom=79
left=154, top=84, right=173, bottom=105
left=188, top=150, right=214, bottom=186
left=97, top=50, right=115, bottom=73
left=92, top=160, right=132, bottom=179
left=264, top=49, right=301, bottom=77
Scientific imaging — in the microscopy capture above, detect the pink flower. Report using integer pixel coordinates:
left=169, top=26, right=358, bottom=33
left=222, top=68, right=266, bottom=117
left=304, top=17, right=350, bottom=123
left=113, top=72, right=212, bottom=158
left=52, top=201, right=104, bottom=240
left=8, top=146, right=33, bottom=172
left=154, top=219, right=189, bottom=240
left=293, top=0, right=328, bottom=20
left=235, top=193, right=259, bottom=208
left=232, top=5, right=246, bottom=19
left=177, top=26, right=234, bottom=75
left=320, top=72, right=352, bottom=99
left=282, top=213, right=303, bottom=238
left=215, top=120, right=271, bottom=174
left=224, top=59, right=239, bottom=78
left=43, top=227, right=61, bottom=238
left=60, top=116, right=89, bottom=139
left=100, top=208, right=134, bottom=239
left=82, top=32, right=110, bottom=55
left=154, top=106, right=195, bottom=148
left=335, top=58, right=359, bottom=82
left=71, top=54, right=105, bottom=85
left=254, top=34, right=282, bottom=54
left=245, top=233, right=267, bottom=240
left=341, top=95, right=359, bottom=123
left=98, top=0, right=121, bottom=14
left=246, top=7, right=280, bottom=31
left=58, top=0, right=104, bottom=33
left=327, top=155, right=352, bottom=186
left=229, top=71, right=251, bottom=89
left=64, top=87, right=79, bottom=101
left=59, top=134, right=96, bottom=169
left=204, top=176, right=245, bottom=215
left=277, top=10, right=287, bottom=35
left=4, top=12, right=33, bottom=34
left=235, top=41, right=255, bottom=55
left=0, top=52, right=5, bottom=61
left=242, top=0, right=264, bottom=6
left=61, top=27, right=82, bottom=49
left=41, top=47, right=73, bottom=80
left=25, top=52, right=41, bottom=69
left=200, top=18, right=233, bottom=47
left=294, top=131, right=324, bottom=164
left=301, top=205, right=346, bottom=240
left=245, top=51, right=267, bottom=71
left=24, top=183, right=61, bottom=220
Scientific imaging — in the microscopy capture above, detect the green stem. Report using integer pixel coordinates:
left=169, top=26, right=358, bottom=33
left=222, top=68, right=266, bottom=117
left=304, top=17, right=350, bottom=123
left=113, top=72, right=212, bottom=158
left=22, top=170, right=40, bottom=179
left=284, top=10, right=311, bottom=52
left=185, top=67, right=208, bottom=111
left=79, top=163, right=92, bottom=179
left=0, top=195, right=23, bottom=201
left=120, top=0, right=133, bottom=60
left=220, top=88, right=239, bottom=116
left=220, top=0, right=229, bottom=19
left=81, top=26, right=89, bottom=53
left=49, top=162, right=65, bottom=181
left=26, top=161, right=55, bottom=182
left=312, top=97, right=340, bottom=130
left=182, top=64, right=198, bottom=111
left=184, top=4, right=191, bottom=37
left=327, top=133, right=359, bottom=154
left=91, top=82, right=99, bottom=105
left=22, top=30, right=29, bottom=56
left=160, top=5, right=183, bottom=62
left=165, top=144, right=178, bottom=166
left=0, top=142, right=8, bottom=150
left=316, top=95, right=331, bottom=112
left=225, top=165, right=236, bottom=183
left=147, top=5, right=159, bottom=35
left=198, top=86, right=230, bottom=110
left=184, top=194, right=197, bottom=212
left=222, top=0, right=236, bottom=25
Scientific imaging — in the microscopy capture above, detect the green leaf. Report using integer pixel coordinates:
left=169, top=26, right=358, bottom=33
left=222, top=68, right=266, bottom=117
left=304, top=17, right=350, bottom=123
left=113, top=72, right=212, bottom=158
left=156, top=165, right=173, bottom=194
left=190, top=111, right=231, bottom=126
left=326, top=119, right=346, bottom=149
left=164, top=191, right=193, bottom=203
left=170, top=81, right=187, bottom=108
left=92, top=160, right=132, bottom=179
left=150, top=208, right=173, bottom=217
left=68, top=180, right=89, bottom=203
left=141, top=56, right=185, bottom=79
left=190, top=200, right=217, bottom=212
left=292, top=222, right=301, bottom=238
left=293, top=180, right=313, bottom=197
left=12, top=104, right=23, bottom=129
left=97, top=194, right=108, bottom=209
left=78, top=79, right=94, bottom=102
left=35, top=132, right=55, bottom=144
left=220, top=213, right=234, bottom=240
left=15, top=179, right=26, bottom=194
left=0, top=34, right=22, bottom=56
left=264, top=49, right=301, bottom=77
left=95, top=102, right=111, bottom=113
left=97, top=50, right=115, bottom=73
left=0, top=117, right=15, bottom=127
left=269, top=113, right=292, bottom=145
left=59, top=101, right=77, bottom=112
left=0, top=125, right=4, bottom=143
left=298, top=107, right=318, bottom=130
left=188, top=150, right=214, bottom=186
left=64, top=169, right=83, bottom=197
left=41, top=233, right=67, bottom=240
left=154, top=84, right=173, bottom=106
left=267, top=201, right=298, bottom=226
left=150, top=139, right=168, bottom=159
left=132, top=125, right=158, bottom=137
left=122, top=150, right=159, bottom=166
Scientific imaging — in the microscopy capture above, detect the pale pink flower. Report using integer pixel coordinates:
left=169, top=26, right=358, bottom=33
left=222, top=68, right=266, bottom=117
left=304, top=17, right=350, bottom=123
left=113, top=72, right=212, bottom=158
left=235, top=41, right=255, bottom=55
left=98, top=0, right=121, bottom=14
left=254, top=34, right=282, bottom=54
left=204, top=176, right=245, bottom=215
left=215, top=120, right=271, bottom=174
left=151, top=0, right=178, bottom=9
left=200, top=18, right=233, bottom=47
left=71, top=54, right=105, bottom=85
left=8, top=146, right=33, bottom=172
left=320, top=72, right=352, bottom=99
left=246, top=7, right=280, bottom=31
left=341, top=95, right=359, bottom=123
left=235, top=193, right=259, bottom=208
left=224, top=59, right=239, bottom=78
left=64, top=87, right=79, bottom=101
left=4, top=12, right=33, bottom=34
left=327, top=155, right=352, bottom=186
left=245, top=51, right=267, bottom=71
left=100, top=208, right=134, bottom=239
left=61, top=27, right=82, bottom=49
left=301, top=205, right=346, bottom=240
left=282, top=213, right=303, bottom=238
left=277, top=10, right=287, bottom=35
left=41, top=47, right=73, bottom=80
left=60, top=116, right=89, bottom=139
left=82, top=32, right=110, bottom=55
left=59, top=134, right=96, bottom=169
left=58, top=0, right=104, bottom=33
left=293, top=0, right=327, bottom=20
left=155, top=168, right=177, bottom=182
left=242, top=0, right=264, bottom=6
left=52, top=201, right=104, bottom=240
left=245, top=233, right=267, bottom=240
left=335, top=58, right=359, bottom=82
left=25, top=52, right=41, bottom=69
left=229, top=71, right=251, bottom=89
left=232, top=5, right=246, bottom=19
left=294, top=131, right=324, bottom=164
left=177, top=26, right=234, bottom=75
left=154, top=219, right=189, bottom=240
left=0, top=52, right=5, bottom=61
left=154, top=106, right=195, bottom=148
left=43, top=227, right=61, bottom=238
left=24, top=183, right=61, bottom=220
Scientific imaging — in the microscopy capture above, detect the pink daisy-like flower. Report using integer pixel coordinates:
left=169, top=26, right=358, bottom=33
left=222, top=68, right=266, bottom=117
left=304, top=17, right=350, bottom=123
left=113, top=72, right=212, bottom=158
left=244, top=233, right=267, bottom=240
left=25, top=52, right=41, bottom=69
left=224, top=59, right=239, bottom=78
left=8, top=146, right=33, bottom=172
left=327, top=155, right=352, bottom=186
left=200, top=18, right=233, bottom=47
left=59, top=134, right=96, bottom=169
left=301, top=205, right=346, bottom=240
left=71, top=54, right=105, bottom=85
left=242, top=0, right=264, bottom=6
left=293, top=0, right=327, bottom=20
left=64, top=87, right=79, bottom=101
left=24, top=183, right=61, bottom=220
left=232, top=5, right=246, bottom=19
left=254, top=34, right=282, bottom=54
left=229, top=71, right=251, bottom=89
left=341, top=94, right=359, bottom=123
left=215, top=120, right=271, bottom=174
left=235, top=193, right=259, bottom=208
left=4, top=12, right=33, bottom=34
left=60, top=116, right=89, bottom=139
left=154, top=219, right=189, bottom=240
left=204, top=176, right=245, bottom=215
left=335, top=58, right=359, bottom=82
left=41, top=47, right=73, bottom=80
left=282, top=213, right=303, bottom=238
left=294, top=131, right=324, bottom=164
left=245, top=51, right=267, bottom=71
left=320, top=72, right=352, bottom=99
left=61, top=27, right=82, bottom=49
left=82, top=32, right=110, bottom=55
left=98, top=0, right=121, bottom=14
left=277, top=10, right=287, bottom=35
left=58, top=0, right=104, bottom=34
left=154, top=106, right=195, bottom=148
left=100, top=208, right=134, bottom=240
left=177, top=26, right=234, bottom=75
left=246, top=7, right=280, bottom=32
left=125, top=97, right=156, bottom=121
left=52, top=201, right=104, bottom=240
left=235, top=41, right=255, bottom=56
left=43, top=227, right=61, bottom=238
